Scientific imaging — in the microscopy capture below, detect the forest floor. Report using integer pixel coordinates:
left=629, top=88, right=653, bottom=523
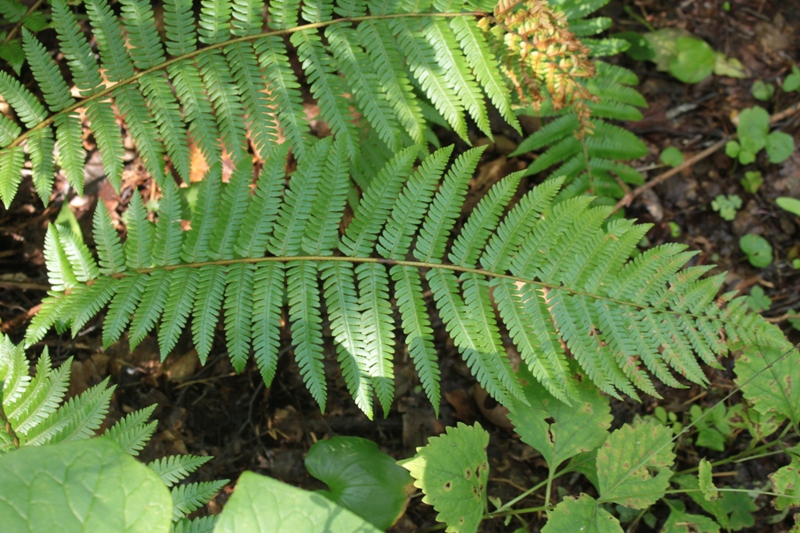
left=0, top=0, right=798, bottom=531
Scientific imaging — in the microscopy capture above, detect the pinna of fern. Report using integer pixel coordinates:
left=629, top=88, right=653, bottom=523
left=24, top=138, right=792, bottom=421
left=0, top=0, right=545, bottom=208
left=0, top=334, right=227, bottom=528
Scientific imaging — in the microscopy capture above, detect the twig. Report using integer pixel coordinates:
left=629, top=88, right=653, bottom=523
left=766, top=313, right=800, bottom=324
left=769, top=101, right=800, bottom=125
left=612, top=139, right=728, bottom=214
left=0, top=280, right=50, bottom=291
left=612, top=101, right=800, bottom=215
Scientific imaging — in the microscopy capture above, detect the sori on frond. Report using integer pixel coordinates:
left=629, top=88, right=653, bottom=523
left=0, top=0, right=607, bottom=208
left=24, top=138, right=792, bottom=420
left=0, top=334, right=227, bottom=528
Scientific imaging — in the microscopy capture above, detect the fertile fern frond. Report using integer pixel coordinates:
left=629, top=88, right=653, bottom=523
left=0, top=0, right=546, bottom=207
left=0, top=335, right=225, bottom=522
left=510, top=0, right=650, bottom=203
left=29, top=143, right=794, bottom=419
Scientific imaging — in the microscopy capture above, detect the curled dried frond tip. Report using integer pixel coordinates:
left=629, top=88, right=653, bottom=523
left=481, top=0, right=596, bottom=136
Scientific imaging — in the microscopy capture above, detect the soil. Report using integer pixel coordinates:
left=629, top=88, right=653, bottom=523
left=0, top=0, right=798, bottom=531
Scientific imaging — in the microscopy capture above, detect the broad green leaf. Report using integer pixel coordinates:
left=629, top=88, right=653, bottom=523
left=766, top=131, right=794, bottom=163
left=777, top=197, right=800, bottom=217
left=699, top=459, right=719, bottom=501
left=662, top=499, right=720, bottom=533
left=669, top=37, right=715, bottom=84
left=660, top=146, right=684, bottom=167
left=213, top=472, right=380, bottom=533
left=770, top=458, right=800, bottom=510
left=0, top=437, right=171, bottom=533
left=783, top=66, right=800, bottom=92
left=751, top=80, right=775, bottom=101
left=735, top=345, right=800, bottom=428
left=736, top=107, right=769, bottom=155
left=541, top=494, right=623, bottom=533
left=596, top=419, right=675, bottom=509
left=725, top=140, right=740, bottom=158
left=739, top=234, right=772, bottom=268
left=400, top=422, right=489, bottom=533
left=507, top=367, right=611, bottom=469
left=304, top=436, right=412, bottom=530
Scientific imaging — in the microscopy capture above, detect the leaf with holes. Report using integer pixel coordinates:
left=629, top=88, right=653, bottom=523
left=305, top=437, right=412, bottom=530
left=507, top=366, right=611, bottom=470
left=735, top=345, right=800, bottom=429
left=596, top=419, right=675, bottom=509
left=770, top=458, right=800, bottom=510
left=541, top=494, right=623, bottom=533
left=400, top=422, right=489, bottom=533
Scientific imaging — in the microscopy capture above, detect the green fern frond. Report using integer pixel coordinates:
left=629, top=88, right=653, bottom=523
left=30, top=133, right=795, bottom=418
left=0, top=335, right=223, bottom=521
left=0, top=0, right=555, bottom=205
left=172, top=480, right=229, bottom=520
left=104, top=404, right=158, bottom=455
left=149, top=454, right=214, bottom=487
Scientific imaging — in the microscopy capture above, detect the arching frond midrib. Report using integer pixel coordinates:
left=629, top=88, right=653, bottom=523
left=28, top=140, right=790, bottom=419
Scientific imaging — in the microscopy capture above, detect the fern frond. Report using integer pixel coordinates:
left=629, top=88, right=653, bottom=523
left=174, top=517, right=217, bottom=533
left=6, top=350, right=71, bottom=435
left=104, top=404, right=158, bottom=455
left=24, top=378, right=114, bottom=446
left=171, top=480, right=228, bottom=520
left=35, top=142, right=794, bottom=416
left=149, top=454, right=213, bottom=487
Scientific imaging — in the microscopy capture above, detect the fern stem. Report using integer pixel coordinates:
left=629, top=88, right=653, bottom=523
left=8, top=11, right=483, bottom=149
left=102, top=255, right=746, bottom=327
left=0, top=395, right=20, bottom=448
left=1, top=0, right=47, bottom=46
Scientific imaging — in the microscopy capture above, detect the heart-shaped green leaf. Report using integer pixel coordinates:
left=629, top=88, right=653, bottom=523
left=213, top=471, right=380, bottom=533
left=739, top=234, right=772, bottom=268
left=0, top=437, right=172, bottom=533
left=766, top=131, right=794, bottom=163
left=304, top=436, right=412, bottom=530
left=400, top=422, right=489, bottom=533
left=737, top=107, right=770, bottom=154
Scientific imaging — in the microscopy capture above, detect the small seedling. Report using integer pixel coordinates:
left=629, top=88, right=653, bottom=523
left=746, top=286, right=771, bottom=312
left=740, top=171, right=763, bottom=194
left=725, top=106, right=795, bottom=164
left=784, top=66, right=800, bottom=92
left=660, top=146, right=684, bottom=167
left=740, top=234, right=773, bottom=267
left=668, top=221, right=681, bottom=238
left=751, top=80, right=775, bottom=101
left=712, top=194, right=742, bottom=221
